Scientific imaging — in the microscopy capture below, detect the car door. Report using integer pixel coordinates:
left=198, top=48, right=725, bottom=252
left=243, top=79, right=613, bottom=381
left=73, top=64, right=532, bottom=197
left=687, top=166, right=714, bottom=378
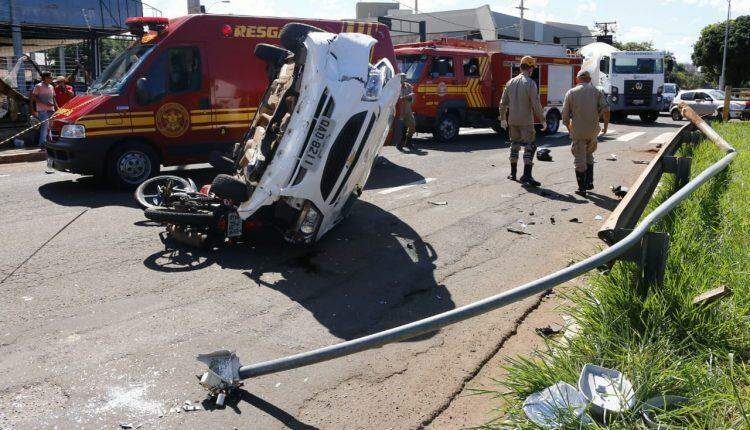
left=692, top=92, right=716, bottom=117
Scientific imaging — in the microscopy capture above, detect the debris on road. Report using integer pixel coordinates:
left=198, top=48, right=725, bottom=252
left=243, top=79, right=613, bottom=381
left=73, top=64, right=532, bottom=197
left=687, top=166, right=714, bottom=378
left=550, top=216, right=556, bottom=225
left=197, top=349, right=242, bottom=407
left=428, top=200, right=448, bottom=206
left=569, top=218, right=581, bottom=223
left=523, top=381, right=588, bottom=428
left=118, top=423, right=142, bottom=429
left=183, top=400, right=201, bottom=412
left=578, top=364, right=636, bottom=414
left=507, top=228, right=532, bottom=236
left=692, top=285, right=732, bottom=307
left=594, top=214, right=603, bottom=221
left=535, top=323, right=563, bottom=337
left=611, top=185, right=629, bottom=198
left=632, top=160, right=649, bottom=164
left=606, top=154, right=618, bottom=161
left=537, top=148, right=552, bottom=161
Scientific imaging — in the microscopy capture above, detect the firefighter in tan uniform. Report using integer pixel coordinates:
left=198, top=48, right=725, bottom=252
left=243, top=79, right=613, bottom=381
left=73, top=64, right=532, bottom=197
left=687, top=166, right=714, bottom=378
left=398, top=81, right=416, bottom=152
left=498, top=56, right=546, bottom=187
left=561, top=69, right=610, bottom=197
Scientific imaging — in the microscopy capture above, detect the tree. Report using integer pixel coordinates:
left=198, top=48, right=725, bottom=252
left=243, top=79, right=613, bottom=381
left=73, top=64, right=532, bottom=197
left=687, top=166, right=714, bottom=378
left=693, top=15, right=750, bottom=87
left=612, top=40, right=655, bottom=51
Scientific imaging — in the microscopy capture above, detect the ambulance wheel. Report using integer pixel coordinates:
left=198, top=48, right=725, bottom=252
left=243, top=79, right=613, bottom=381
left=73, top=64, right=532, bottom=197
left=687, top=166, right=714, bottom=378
left=544, top=110, right=561, bottom=134
left=108, top=142, right=160, bottom=189
left=280, top=23, right=324, bottom=53
left=434, top=115, right=459, bottom=142
left=254, top=43, right=291, bottom=66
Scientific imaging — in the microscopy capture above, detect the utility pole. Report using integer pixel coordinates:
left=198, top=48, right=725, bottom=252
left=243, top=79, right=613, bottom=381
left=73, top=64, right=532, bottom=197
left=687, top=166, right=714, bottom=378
left=414, top=0, right=418, bottom=14
left=719, top=0, right=731, bottom=89
left=517, top=0, right=527, bottom=41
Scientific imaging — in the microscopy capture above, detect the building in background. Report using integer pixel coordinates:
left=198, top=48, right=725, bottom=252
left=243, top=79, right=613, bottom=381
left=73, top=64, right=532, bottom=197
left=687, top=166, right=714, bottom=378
left=355, top=3, right=592, bottom=47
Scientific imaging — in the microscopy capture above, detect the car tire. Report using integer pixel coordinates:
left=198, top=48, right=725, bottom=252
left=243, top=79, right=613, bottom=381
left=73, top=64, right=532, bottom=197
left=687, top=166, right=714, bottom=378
left=144, top=207, right=214, bottom=226
left=639, top=111, right=659, bottom=123
left=134, top=175, right=194, bottom=209
left=108, top=141, right=159, bottom=189
left=211, top=174, right=249, bottom=203
left=433, top=115, right=459, bottom=142
left=671, top=109, right=683, bottom=121
left=280, top=23, right=324, bottom=53
left=254, top=43, right=291, bottom=66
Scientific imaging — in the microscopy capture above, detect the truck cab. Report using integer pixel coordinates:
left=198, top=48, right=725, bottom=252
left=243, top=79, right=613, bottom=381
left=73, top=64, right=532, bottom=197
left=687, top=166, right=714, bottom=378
left=47, top=15, right=395, bottom=187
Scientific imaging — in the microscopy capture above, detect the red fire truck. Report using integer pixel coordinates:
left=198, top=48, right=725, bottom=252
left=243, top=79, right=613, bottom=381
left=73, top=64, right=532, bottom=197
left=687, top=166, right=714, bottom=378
left=46, top=15, right=396, bottom=187
left=394, top=38, right=582, bottom=141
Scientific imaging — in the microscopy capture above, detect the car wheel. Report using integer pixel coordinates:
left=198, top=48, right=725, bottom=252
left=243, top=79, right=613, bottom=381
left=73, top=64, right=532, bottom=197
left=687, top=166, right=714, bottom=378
left=433, top=115, right=459, bottom=142
left=211, top=174, right=249, bottom=203
left=108, top=142, right=159, bottom=189
left=671, top=109, right=682, bottom=121
left=639, top=111, right=659, bottom=123
left=544, top=110, right=561, bottom=134
left=280, top=23, right=324, bottom=53
left=254, top=43, right=291, bottom=66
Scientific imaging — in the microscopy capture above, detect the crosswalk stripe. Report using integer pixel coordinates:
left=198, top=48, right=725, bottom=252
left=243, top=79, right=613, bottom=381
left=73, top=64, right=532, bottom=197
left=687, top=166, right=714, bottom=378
left=650, top=132, right=675, bottom=144
left=616, top=131, right=646, bottom=142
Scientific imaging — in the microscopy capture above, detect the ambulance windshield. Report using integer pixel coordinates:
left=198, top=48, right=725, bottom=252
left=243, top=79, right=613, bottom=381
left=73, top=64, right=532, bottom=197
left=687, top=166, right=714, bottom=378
left=90, top=44, right=155, bottom=94
left=398, top=55, right=427, bottom=83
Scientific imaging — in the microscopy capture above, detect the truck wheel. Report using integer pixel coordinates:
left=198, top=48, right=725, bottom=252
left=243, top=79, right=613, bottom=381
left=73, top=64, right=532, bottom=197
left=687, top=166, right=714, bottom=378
left=280, top=23, right=324, bottom=53
left=491, top=124, right=506, bottom=138
left=671, top=109, right=683, bottom=121
left=108, top=142, right=159, bottom=189
left=254, top=43, right=291, bottom=66
left=639, top=111, right=659, bottom=123
left=433, top=115, right=459, bottom=142
left=544, top=110, right=561, bottom=134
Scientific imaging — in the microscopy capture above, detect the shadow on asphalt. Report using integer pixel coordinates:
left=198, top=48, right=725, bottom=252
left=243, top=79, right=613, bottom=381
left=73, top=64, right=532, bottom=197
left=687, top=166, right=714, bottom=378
left=202, top=389, right=319, bottom=429
left=585, top=191, right=620, bottom=212
left=37, top=176, right=139, bottom=208
left=414, top=133, right=507, bottom=153
left=364, top=156, right=426, bottom=190
left=142, top=200, right=454, bottom=342
left=525, top=185, right=588, bottom=204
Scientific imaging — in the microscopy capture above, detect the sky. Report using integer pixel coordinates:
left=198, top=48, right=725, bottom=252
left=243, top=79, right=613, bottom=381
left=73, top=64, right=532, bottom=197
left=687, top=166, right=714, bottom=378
left=146, top=0, right=750, bottom=64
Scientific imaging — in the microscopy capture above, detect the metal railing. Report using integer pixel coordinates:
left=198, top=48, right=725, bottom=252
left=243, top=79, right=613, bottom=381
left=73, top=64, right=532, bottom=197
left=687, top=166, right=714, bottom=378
left=197, top=105, right=738, bottom=403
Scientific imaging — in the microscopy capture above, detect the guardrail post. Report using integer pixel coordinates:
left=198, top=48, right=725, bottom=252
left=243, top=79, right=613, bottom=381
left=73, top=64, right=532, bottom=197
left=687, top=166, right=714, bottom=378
left=663, top=156, right=692, bottom=188
left=613, top=229, right=670, bottom=292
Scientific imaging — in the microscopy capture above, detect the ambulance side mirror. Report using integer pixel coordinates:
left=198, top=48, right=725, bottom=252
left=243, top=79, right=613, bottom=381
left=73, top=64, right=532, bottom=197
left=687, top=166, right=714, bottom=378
left=136, top=77, right=151, bottom=105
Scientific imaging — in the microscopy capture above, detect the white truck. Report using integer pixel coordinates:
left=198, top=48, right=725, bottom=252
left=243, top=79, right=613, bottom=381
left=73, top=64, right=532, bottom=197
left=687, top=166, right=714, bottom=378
left=579, top=42, right=667, bottom=123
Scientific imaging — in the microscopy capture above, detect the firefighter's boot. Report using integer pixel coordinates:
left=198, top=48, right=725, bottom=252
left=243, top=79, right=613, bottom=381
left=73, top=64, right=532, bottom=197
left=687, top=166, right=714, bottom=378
left=507, top=162, right=517, bottom=181
left=520, top=165, right=541, bottom=187
left=575, top=170, right=588, bottom=197
left=586, top=163, right=594, bottom=190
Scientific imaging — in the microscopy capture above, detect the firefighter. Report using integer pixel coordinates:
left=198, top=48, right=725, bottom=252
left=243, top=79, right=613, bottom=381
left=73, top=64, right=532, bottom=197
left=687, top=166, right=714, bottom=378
left=398, top=80, right=416, bottom=152
left=498, top=56, right=546, bottom=187
left=561, top=69, right=610, bottom=197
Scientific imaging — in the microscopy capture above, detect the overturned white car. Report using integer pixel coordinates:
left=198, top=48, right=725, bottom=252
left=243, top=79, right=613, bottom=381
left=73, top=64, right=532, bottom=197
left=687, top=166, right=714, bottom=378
left=142, top=23, right=401, bottom=246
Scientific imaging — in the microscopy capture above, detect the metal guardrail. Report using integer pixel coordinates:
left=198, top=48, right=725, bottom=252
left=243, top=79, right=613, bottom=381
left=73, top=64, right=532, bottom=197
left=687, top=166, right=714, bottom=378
left=197, top=105, right=738, bottom=404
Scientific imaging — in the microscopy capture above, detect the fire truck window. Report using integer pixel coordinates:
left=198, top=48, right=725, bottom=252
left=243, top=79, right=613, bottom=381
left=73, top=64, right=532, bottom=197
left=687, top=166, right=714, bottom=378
left=463, top=58, right=480, bottom=77
left=600, top=56, right=610, bottom=74
left=167, top=47, right=202, bottom=93
left=398, top=55, right=427, bottom=83
left=510, top=64, right=540, bottom=93
left=429, top=57, right=454, bottom=77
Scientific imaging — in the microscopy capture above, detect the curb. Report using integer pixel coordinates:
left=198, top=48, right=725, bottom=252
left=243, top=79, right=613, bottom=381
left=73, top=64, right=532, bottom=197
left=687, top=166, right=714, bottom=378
left=0, top=149, right=46, bottom=165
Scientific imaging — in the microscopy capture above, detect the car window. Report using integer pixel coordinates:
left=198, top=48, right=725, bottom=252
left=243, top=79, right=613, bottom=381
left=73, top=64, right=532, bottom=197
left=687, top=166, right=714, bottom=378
left=144, top=46, right=202, bottom=101
left=694, top=92, right=707, bottom=100
left=463, top=58, right=480, bottom=77
left=664, top=83, right=677, bottom=93
left=680, top=92, right=694, bottom=101
left=430, top=56, right=454, bottom=77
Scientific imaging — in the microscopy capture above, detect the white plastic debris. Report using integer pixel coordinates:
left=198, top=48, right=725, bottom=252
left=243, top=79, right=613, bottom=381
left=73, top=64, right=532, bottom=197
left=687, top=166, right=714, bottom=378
left=594, top=214, right=603, bottom=221
left=578, top=364, right=636, bottom=415
left=606, top=154, right=618, bottom=161
left=523, top=381, right=588, bottom=428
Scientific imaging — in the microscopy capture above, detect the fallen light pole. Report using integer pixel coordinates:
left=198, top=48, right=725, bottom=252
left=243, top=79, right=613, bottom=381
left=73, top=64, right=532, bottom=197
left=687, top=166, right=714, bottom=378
left=197, top=105, right=737, bottom=406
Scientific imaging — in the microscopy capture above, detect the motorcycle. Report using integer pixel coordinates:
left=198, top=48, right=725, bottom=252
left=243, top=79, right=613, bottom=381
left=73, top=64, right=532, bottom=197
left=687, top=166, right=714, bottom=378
left=136, top=23, right=401, bottom=247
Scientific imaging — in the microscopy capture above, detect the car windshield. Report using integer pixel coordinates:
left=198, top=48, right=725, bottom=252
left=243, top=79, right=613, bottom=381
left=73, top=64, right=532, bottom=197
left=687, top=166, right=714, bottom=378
left=397, top=55, right=427, bottom=83
left=89, top=44, right=155, bottom=95
left=664, top=83, right=677, bottom=93
left=612, top=57, right=663, bottom=74
left=707, top=89, right=742, bottom=101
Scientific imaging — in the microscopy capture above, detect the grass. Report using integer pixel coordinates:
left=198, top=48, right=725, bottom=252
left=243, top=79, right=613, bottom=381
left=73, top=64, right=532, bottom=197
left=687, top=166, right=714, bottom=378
left=483, top=122, right=750, bottom=429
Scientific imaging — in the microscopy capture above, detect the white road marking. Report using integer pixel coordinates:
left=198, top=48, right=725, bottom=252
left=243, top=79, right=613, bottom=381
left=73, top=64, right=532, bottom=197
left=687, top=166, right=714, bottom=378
left=650, top=132, right=675, bottom=144
left=616, top=131, right=646, bottom=142
left=460, top=128, right=494, bottom=135
left=378, top=177, right=436, bottom=195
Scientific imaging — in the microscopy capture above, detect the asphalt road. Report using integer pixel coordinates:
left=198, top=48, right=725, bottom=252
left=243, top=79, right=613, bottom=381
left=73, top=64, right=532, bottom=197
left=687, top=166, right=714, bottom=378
left=0, top=116, right=682, bottom=429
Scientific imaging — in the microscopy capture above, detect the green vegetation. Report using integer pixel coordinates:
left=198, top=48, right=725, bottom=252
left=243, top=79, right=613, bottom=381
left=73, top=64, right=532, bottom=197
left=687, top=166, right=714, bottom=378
left=486, top=122, right=750, bottom=429
left=693, top=15, right=750, bottom=87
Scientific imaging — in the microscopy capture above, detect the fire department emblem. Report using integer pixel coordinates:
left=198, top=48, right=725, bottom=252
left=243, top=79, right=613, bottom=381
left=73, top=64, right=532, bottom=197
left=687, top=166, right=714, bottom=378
left=635, top=82, right=643, bottom=91
left=437, top=82, right=447, bottom=97
left=156, top=102, right=190, bottom=138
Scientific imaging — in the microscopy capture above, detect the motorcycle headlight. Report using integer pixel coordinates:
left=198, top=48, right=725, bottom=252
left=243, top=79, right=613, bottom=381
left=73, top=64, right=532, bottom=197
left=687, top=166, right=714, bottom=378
left=61, top=124, right=86, bottom=139
left=611, top=86, right=619, bottom=95
left=362, top=66, right=385, bottom=102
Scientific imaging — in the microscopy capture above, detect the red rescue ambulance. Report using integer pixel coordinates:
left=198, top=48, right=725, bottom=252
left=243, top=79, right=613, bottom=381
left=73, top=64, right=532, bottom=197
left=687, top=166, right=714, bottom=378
left=394, top=38, right=582, bottom=141
left=47, top=15, right=395, bottom=187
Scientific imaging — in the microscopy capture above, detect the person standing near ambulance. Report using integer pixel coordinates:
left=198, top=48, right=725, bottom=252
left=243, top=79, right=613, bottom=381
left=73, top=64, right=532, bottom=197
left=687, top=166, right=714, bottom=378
left=397, top=80, right=417, bottom=152
left=30, top=72, right=58, bottom=148
left=498, top=56, right=546, bottom=187
left=561, top=69, right=610, bottom=197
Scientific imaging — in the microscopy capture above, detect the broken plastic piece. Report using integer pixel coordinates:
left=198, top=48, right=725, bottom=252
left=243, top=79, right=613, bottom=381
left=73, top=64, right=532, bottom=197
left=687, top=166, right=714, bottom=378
left=578, top=364, right=636, bottom=415
left=611, top=185, right=628, bottom=198
left=523, top=381, right=588, bottom=428
left=641, top=395, right=689, bottom=429
left=606, top=154, right=618, bottom=161
left=197, top=349, right=243, bottom=404
left=428, top=200, right=448, bottom=206
left=537, top=148, right=552, bottom=161
left=535, top=323, right=563, bottom=337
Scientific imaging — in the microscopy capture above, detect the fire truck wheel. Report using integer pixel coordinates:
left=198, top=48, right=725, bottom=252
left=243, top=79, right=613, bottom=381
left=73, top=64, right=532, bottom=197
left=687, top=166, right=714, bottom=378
left=434, top=115, right=459, bottom=142
left=491, top=124, right=506, bottom=138
left=280, top=23, right=324, bottom=53
left=544, top=110, right=561, bottom=134
left=254, top=43, right=291, bottom=66
left=108, top=142, right=160, bottom=189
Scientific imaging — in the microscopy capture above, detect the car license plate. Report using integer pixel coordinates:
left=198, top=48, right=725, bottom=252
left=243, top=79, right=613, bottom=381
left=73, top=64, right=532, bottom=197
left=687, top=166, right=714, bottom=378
left=226, top=211, right=242, bottom=238
left=301, top=116, right=335, bottom=172
left=46, top=158, right=53, bottom=168
left=632, top=99, right=644, bottom=105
